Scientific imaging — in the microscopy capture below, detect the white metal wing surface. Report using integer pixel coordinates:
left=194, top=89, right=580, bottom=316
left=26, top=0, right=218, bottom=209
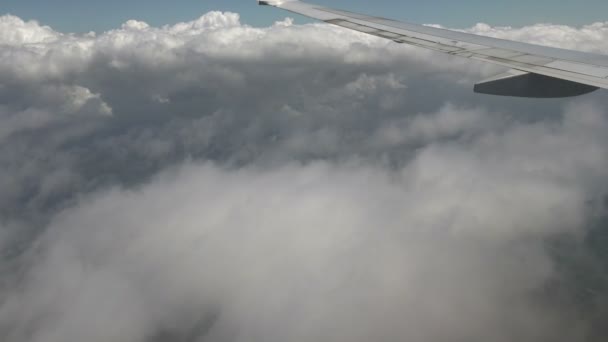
left=259, top=0, right=608, bottom=97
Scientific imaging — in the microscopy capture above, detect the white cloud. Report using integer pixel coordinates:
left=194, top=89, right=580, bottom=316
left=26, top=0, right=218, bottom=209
left=167, top=11, right=242, bottom=34
left=0, top=11, right=607, bottom=342
left=465, top=22, right=608, bottom=53
left=0, top=161, right=586, bottom=341
left=0, top=15, right=59, bottom=45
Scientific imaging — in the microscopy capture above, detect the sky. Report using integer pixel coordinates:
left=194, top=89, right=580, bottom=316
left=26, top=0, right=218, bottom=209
left=1, top=3, right=608, bottom=342
left=1, top=0, right=608, bottom=32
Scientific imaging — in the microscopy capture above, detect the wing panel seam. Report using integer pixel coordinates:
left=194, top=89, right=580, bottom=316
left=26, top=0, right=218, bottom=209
left=317, top=7, right=608, bottom=70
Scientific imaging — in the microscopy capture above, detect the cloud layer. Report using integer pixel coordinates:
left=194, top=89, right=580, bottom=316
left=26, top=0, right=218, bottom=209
left=0, top=12, right=608, bottom=342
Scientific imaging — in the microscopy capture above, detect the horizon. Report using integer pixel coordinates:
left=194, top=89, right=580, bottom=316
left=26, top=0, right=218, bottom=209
left=2, top=0, right=608, bottom=33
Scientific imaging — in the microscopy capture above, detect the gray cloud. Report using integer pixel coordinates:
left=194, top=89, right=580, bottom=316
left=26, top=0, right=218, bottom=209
left=0, top=11, right=607, bottom=342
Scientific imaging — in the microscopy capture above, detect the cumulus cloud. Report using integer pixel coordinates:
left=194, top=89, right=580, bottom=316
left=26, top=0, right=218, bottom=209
left=0, top=15, right=59, bottom=45
left=0, top=10, right=607, bottom=342
left=465, top=22, right=608, bottom=53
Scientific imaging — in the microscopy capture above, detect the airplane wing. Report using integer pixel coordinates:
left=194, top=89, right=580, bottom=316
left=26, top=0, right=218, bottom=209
left=259, top=0, right=608, bottom=97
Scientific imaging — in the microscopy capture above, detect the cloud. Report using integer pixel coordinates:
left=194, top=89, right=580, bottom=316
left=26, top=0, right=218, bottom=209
left=0, top=164, right=568, bottom=340
left=465, top=22, right=608, bottom=53
left=0, top=15, right=59, bottom=45
left=0, top=11, right=607, bottom=342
